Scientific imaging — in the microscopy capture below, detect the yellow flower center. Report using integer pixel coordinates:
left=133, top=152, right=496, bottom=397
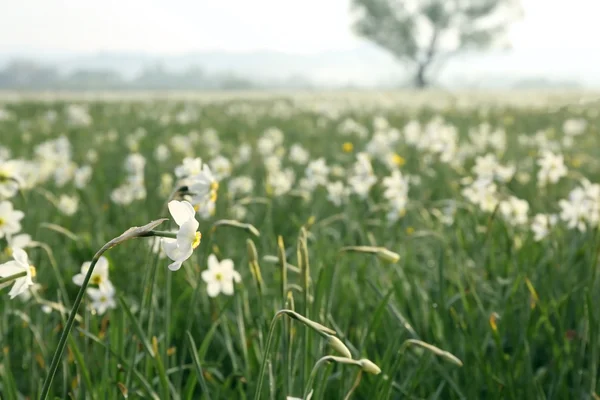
left=192, top=231, right=202, bottom=249
left=91, top=275, right=102, bottom=285
left=405, top=226, right=415, bottom=235
left=0, top=171, right=9, bottom=182
left=0, top=217, right=5, bottom=227
left=210, top=181, right=219, bottom=202
left=215, top=272, right=223, bottom=281
left=100, top=296, right=107, bottom=303
left=392, top=154, right=406, bottom=167
left=342, top=142, right=353, bottom=153
left=29, top=265, right=36, bottom=278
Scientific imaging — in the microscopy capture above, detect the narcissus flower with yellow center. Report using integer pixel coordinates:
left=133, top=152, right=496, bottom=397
left=73, top=256, right=111, bottom=291
left=161, top=200, right=201, bottom=271
left=201, top=254, right=241, bottom=297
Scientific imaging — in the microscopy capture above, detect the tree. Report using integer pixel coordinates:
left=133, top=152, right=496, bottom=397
left=352, top=0, right=521, bottom=88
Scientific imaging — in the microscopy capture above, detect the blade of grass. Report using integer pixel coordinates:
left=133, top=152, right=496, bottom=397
left=186, top=331, right=212, bottom=400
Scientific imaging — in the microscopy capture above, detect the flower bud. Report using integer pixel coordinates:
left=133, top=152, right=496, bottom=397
left=326, top=334, right=352, bottom=359
left=358, top=359, right=381, bottom=375
left=376, top=248, right=400, bottom=263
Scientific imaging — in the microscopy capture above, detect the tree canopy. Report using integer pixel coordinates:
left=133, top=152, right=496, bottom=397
left=352, top=0, right=522, bottom=87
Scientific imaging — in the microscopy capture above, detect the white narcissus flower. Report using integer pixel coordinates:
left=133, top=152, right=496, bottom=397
left=87, top=280, right=117, bottom=315
left=57, top=194, right=79, bottom=216
left=175, top=157, right=202, bottom=179
left=188, top=165, right=218, bottom=204
left=74, top=165, right=92, bottom=189
left=0, top=160, right=21, bottom=199
left=201, top=254, right=241, bottom=297
left=0, top=200, right=24, bottom=238
left=161, top=200, right=201, bottom=271
left=0, top=248, right=34, bottom=299
left=73, top=256, right=111, bottom=291
left=536, top=150, right=567, bottom=187
left=531, top=214, right=557, bottom=242
left=209, top=155, right=232, bottom=181
left=326, top=181, right=349, bottom=207
left=499, top=196, right=529, bottom=226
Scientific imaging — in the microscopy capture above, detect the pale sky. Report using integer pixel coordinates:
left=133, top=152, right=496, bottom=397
left=0, top=0, right=598, bottom=54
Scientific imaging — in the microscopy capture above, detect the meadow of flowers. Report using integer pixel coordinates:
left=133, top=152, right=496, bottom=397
left=1, top=92, right=600, bottom=399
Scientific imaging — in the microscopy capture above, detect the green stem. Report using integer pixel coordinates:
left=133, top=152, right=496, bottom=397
left=0, top=270, right=27, bottom=285
left=39, top=221, right=168, bottom=399
left=39, top=252, right=102, bottom=399
left=303, top=356, right=362, bottom=400
left=141, top=230, right=177, bottom=239
left=253, top=310, right=286, bottom=400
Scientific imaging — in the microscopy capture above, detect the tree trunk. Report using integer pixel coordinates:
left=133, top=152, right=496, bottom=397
left=415, top=64, right=428, bottom=88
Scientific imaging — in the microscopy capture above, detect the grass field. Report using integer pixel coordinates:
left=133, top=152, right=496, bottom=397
left=1, top=91, right=600, bottom=399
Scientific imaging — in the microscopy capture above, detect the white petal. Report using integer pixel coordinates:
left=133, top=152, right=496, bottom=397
left=201, top=269, right=212, bottom=283
left=99, top=280, right=115, bottom=295
left=87, top=287, right=102, bottom=300
left=96, top=256, right=109, bottom=273
left=232, top=270, right=242, bottom=283
left=11, top=248, right=29, bottom=267
left=10, top=234, right=31, bottom=249
left=220, top=259, right=234, bottom=273
left=8, top=278, right=29, bottom=299
left=177, top=218, right=199, bottom=246
left=165, top=244, right=193, bottom=264
left=72, top=273, right=85, bottom=286
left=221, top=281, right=234, bottom=295
left=0, top=261, right=23, bottom=277
left=80, top=261, right=91, bottom=274
left=168, top=200, right=195, bottom=226
left=168, top=260, right=183, bottom=271
left=206, top=281, right=221, bottom=297
left=161, top=238, right=178, bottom=254
left=207, top=254, right=219, bottom=270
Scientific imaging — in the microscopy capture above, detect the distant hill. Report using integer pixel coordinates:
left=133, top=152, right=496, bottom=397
left=0, top=46, right=597, bottom=89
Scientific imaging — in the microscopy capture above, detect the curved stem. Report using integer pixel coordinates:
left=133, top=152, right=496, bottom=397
left=39, top=251, right=102, bottom=399
left=302, top=356, right=362, bottom=399
left=253, top=310, right=287, bottom=400
left=39, top=220, right=167, bottom=399
left=303, top=356, right=332, bottom=399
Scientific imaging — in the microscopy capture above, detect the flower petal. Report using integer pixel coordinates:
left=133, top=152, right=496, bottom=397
left=177, top=218, right=199, bottom=246
left=96, top=256, right=109, bottom=273
left=168, top=200, right=195, bottom=226
left=168, top=260, right=183, bottom=271
left=206, top=281, right=221, bottom=297
left=80, top=261, right=91, bottom=274
left=207, top=254, right=219, bottom=270
left=11, top=248, right=29, bottom=267
left=201, top=269, right=212, bottom=283
left=220, top=259, right=234, bottom=273
left=0, top=261, right=23, bottom=277
left=8, top=278, right=29, bottom=299
left=221, top=281, right=234, bottom=295
left=72, top=273, right=85, bottom=286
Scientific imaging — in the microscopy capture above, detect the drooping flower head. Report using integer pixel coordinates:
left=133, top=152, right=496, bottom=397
left=161, top=200, right=201, bottom=271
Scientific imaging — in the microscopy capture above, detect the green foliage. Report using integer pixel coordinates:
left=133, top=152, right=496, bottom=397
left=0, top=94, right=599, bottom=399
